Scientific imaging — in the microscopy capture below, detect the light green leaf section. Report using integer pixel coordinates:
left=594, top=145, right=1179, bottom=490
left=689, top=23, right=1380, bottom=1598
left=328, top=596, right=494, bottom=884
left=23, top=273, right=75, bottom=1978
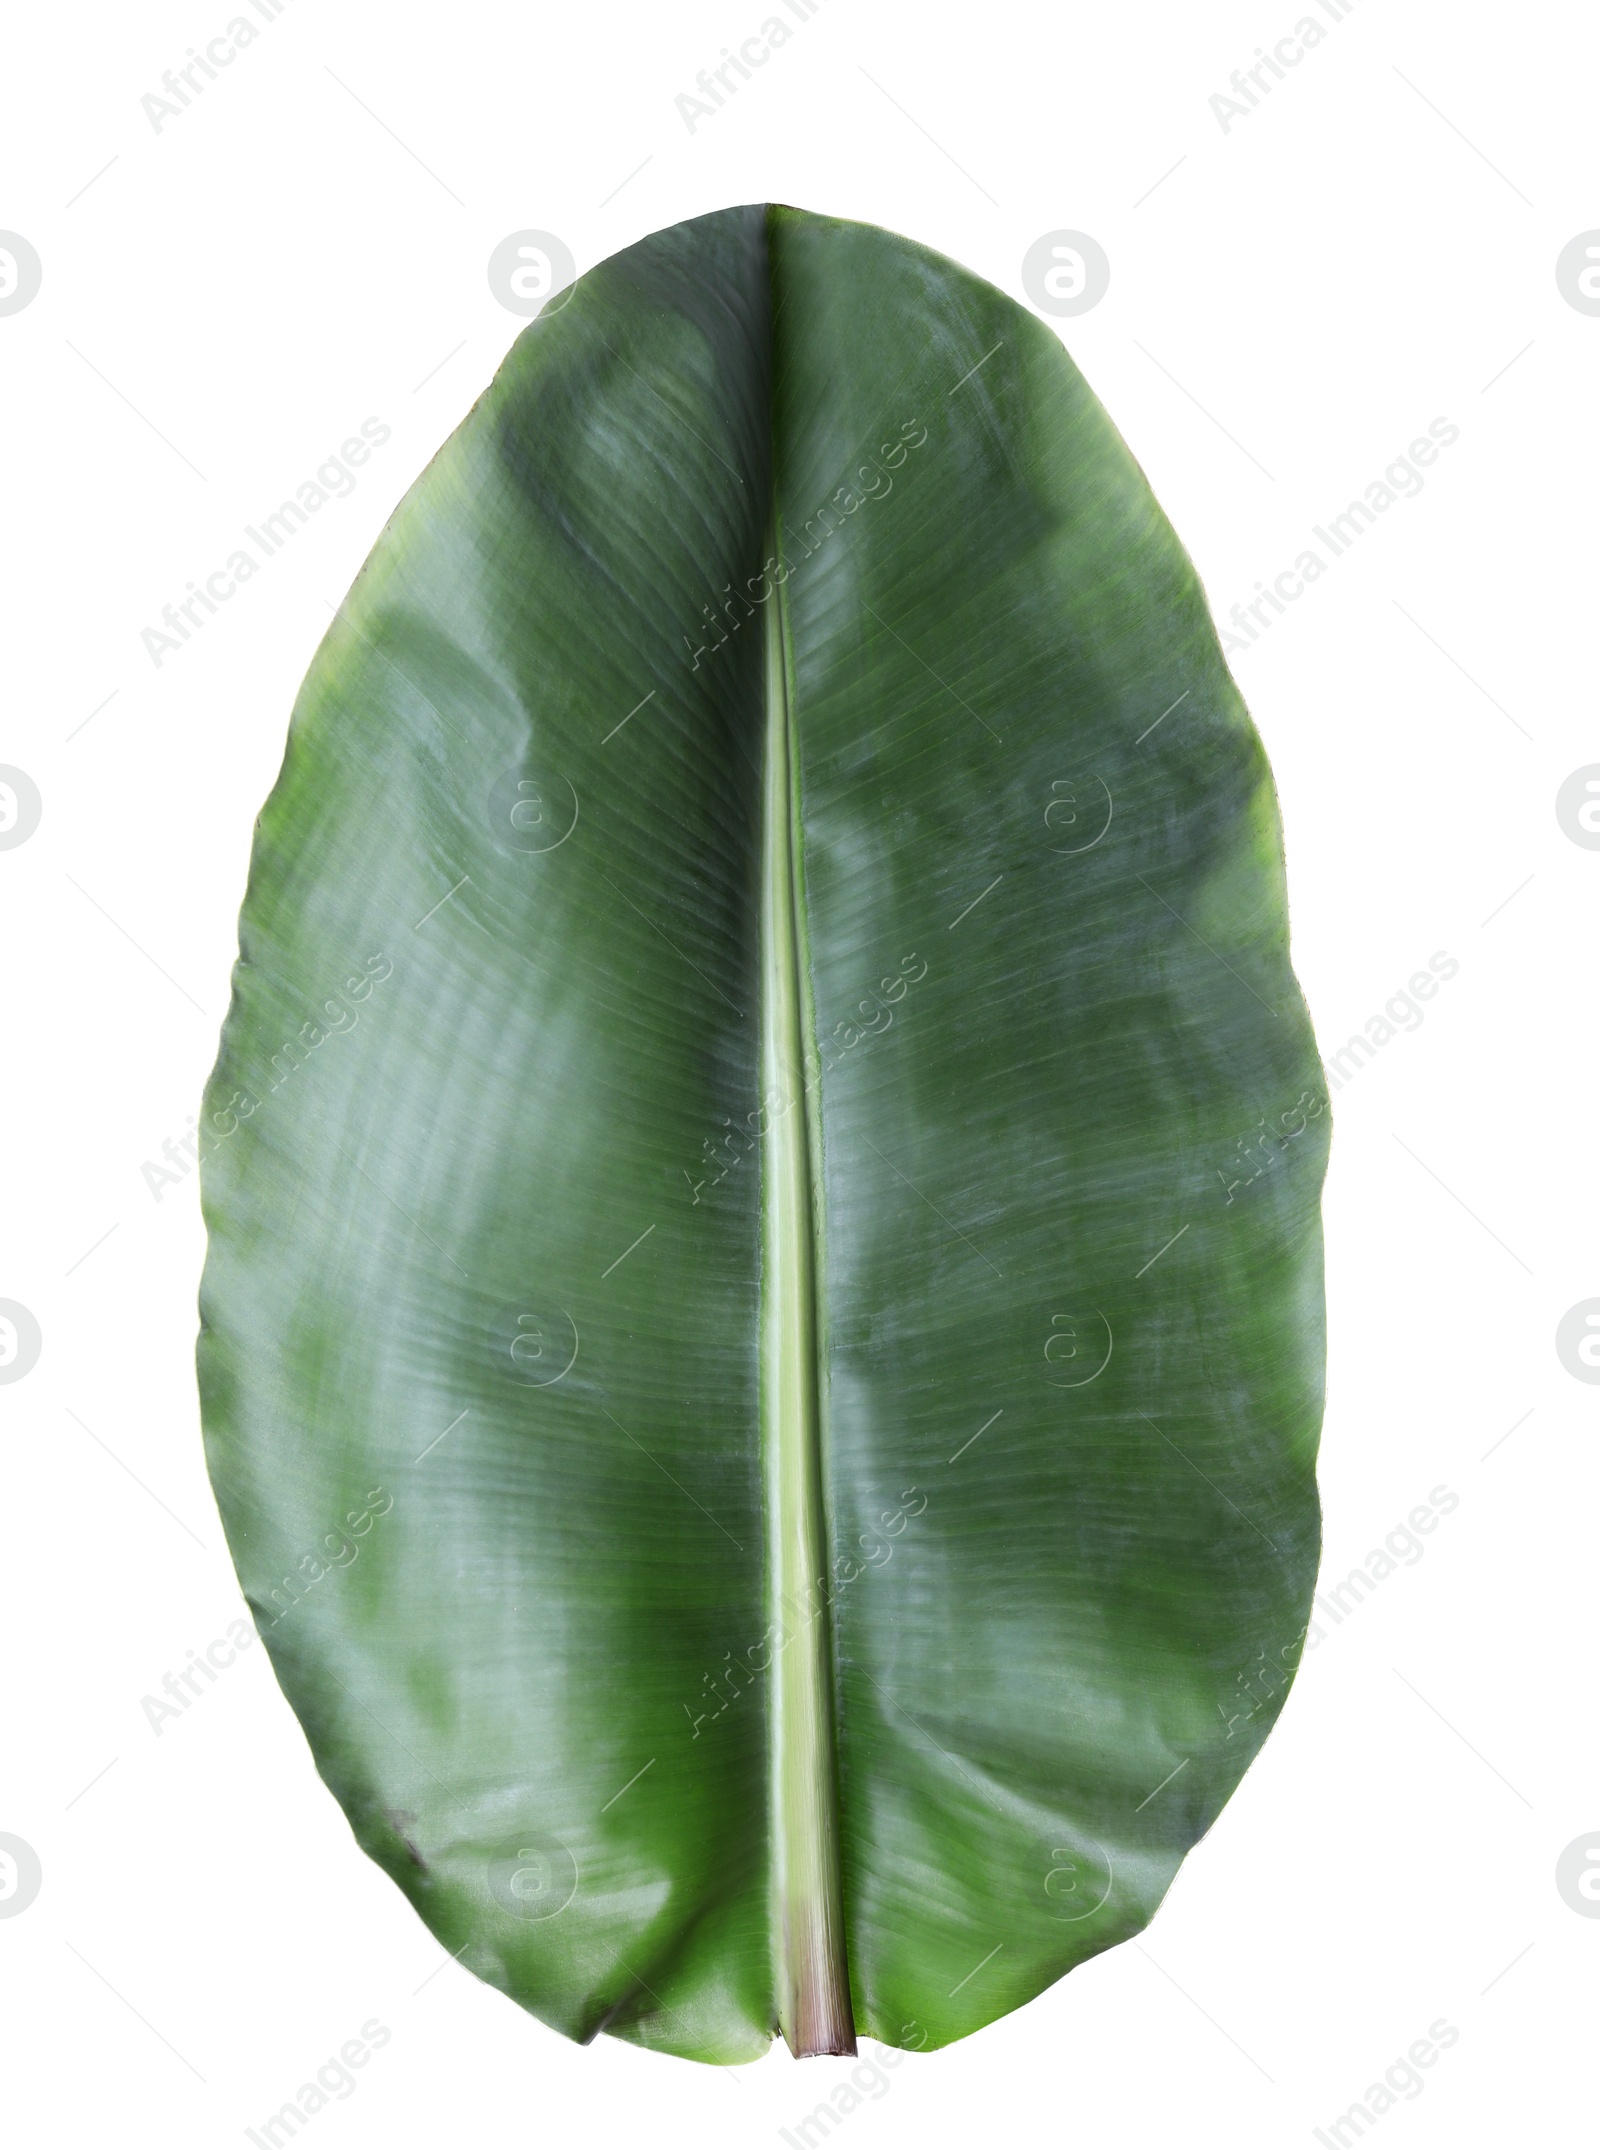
left=199, top=204, right=1327, bottom=2065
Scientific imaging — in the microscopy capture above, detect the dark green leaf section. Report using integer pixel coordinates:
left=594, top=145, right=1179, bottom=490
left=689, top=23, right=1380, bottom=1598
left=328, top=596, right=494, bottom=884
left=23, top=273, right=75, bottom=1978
left=201, top=207, right=777, bottom=2062
left=199, top=204, right=1327, bottom=2066
left=769, top=209, right=1325, bottom=2045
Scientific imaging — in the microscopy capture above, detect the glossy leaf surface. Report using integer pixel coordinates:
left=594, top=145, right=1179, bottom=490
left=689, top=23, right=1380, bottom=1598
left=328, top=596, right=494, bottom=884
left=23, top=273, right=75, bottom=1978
left=199, top=204, right=1328, bottom=2065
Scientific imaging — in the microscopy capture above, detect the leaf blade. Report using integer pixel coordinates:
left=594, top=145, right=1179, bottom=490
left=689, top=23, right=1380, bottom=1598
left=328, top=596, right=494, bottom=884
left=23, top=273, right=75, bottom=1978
left=198, top=203, right=1328, bottom=2064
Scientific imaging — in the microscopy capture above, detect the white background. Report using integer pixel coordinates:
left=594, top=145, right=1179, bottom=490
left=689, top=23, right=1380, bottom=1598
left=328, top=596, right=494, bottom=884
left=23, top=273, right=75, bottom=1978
left=2, top=0, right=1593, bottom=2142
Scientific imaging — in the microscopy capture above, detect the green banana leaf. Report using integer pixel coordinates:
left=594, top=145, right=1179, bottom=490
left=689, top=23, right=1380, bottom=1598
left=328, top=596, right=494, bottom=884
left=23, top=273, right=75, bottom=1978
left=198, top=203, right=1328, bottom=2066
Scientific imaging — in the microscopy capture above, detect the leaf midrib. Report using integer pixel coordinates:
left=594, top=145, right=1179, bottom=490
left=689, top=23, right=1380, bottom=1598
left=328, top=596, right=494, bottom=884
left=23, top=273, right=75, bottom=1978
left=759, top=490, right=854, bottom=2057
